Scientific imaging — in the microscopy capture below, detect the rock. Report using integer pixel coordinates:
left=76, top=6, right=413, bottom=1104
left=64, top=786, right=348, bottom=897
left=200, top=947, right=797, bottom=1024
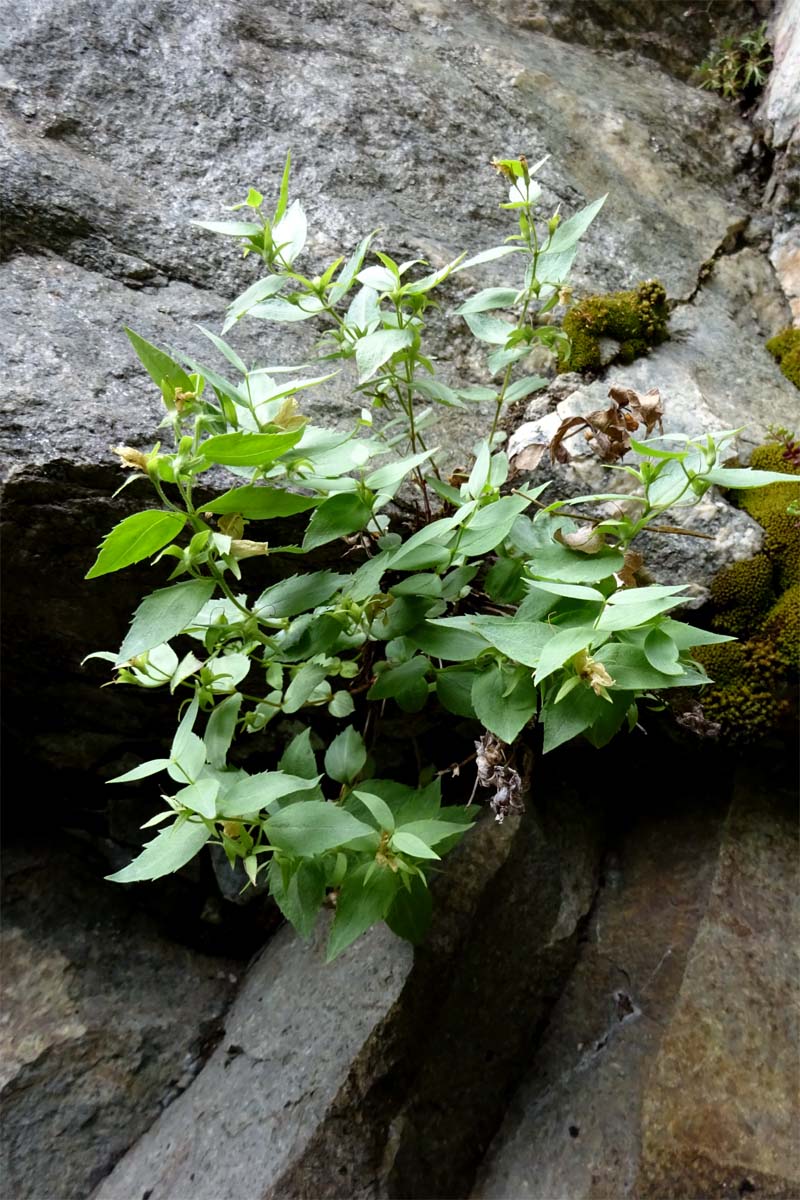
left=506, top=246, right=797, bottom=594
left=770, top=226, right=800, bottom=323
left=0, top=0, right=757, bottom=485
left=91, top=764, right=603, bottom=1200
left=473, top=761, right=799, bottom=1200
left=0, top=839, right=241, bottom=1200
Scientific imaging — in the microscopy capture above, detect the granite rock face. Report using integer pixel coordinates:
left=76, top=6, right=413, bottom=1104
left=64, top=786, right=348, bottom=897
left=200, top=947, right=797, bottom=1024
left=0, top=840, right=241, bottom=1200
left=473, top=764, right=800, bottom=1200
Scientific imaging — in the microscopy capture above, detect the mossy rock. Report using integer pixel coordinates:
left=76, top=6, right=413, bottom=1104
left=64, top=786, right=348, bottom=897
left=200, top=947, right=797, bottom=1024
left=560, top=279, right=669, bottom=373
left=694, top=440, right=799, bottom=742
left=766, top=327, right=800, bottom=390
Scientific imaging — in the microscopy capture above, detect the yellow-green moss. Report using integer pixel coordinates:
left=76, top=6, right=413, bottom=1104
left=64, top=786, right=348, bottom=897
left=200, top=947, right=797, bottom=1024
left=766, top=327, right=800, bottom=390
left=560, top=280, right=669, bottom=373
left=740, top=443, right=800, bottom=588
left=694, top=439, right=799, bottom=742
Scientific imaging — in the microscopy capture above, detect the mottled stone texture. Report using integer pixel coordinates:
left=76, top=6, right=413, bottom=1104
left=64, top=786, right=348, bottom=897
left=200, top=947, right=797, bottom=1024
left=473, top=763, right=800, bottom=1200
left=0, top=840, right=241, bottom=1200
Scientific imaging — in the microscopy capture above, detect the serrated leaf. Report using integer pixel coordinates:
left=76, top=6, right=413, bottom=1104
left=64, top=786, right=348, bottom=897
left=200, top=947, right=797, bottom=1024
left=219, top=771, right=322, bottom=818
left=107, top=758, right=171, bottom=784
left=283, top=663, right=327, bottom=713
left=265, top=800, right=374, bottom=856
left=255, top=571, right=347, bottom=618
left=174, top=778, right=220, bottom=819
left=106, top=820, right=210, bottom=883
left=118, top=579, right=216, bottom=664
left=86, top=511, right=186, bottom=580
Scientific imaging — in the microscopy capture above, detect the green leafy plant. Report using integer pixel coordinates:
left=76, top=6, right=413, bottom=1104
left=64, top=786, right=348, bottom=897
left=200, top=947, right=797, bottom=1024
left=84, top=154, right=798, bottom=960
left=697, top=23, right=772, bottom=101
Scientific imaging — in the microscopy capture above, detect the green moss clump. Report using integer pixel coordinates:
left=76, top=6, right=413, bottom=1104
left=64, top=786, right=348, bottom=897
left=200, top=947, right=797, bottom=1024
left=560, top=280, right=669, bottom=373
left=766, top=327, right=800, bottom=389
left=740, top=443, right=800, bottom=589
left=694, top=440, right=799, bottom=742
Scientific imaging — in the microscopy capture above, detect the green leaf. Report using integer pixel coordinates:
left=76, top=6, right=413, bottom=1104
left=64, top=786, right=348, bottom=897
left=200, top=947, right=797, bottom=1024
left=533, top=623, right=598, bottom=685
left=324, top=725, right=367, bottom=784
left=223, top=275, right=286, bottom=332
left=255, top=571, right=347, bottom=619
left=594, top=643, right=703, bottom=690
left=391, top=832, right=440, bottom=859
left=596, top=586, right=688, bottom=632
left=355, top=328, right=414, bottom=383
left=329, top=690, right=355, bottom=718
left=385, top=875, right=433, bottom=944
left=643, top=627, right=684, bottom=676
left=118, top=579, right=216, bottom=664
left=175, top=778, right=220, bottom=819
left=278, top=728, right=318, bottom=779
left=204, top=693, right=242, bottom=767
left=124, top=328, right=194, bottom=403
left=526, top=579, right=605, bottom=601
left=219, top=770, right=321, bottom=818
left=396, top=818, right=472, bottom=845
left=265, top=800, right=375, bottom=856
left=328, top=233, right=376, bottom=304
left=367, top=657, right=430, bottom=713
left=268, top=857, right=325, bottom=940
left=283, top=663, right=327, bottom=713
left=326, top=864, right=399, bottom=961
left=106, top=819, right=211, bottom=883
left=464, top=617, right=552, bottom=668
left=529, top=544, right=624, bottom=583
left=200, top=485, right=318, bottom=519
left=546, top=194, right=607, bottom=254
left=200, top=429, right=304, bottom=467
left=353, top=789, right=396, bottom=832
left=365, top=449, right=436, bottom=494
left=274, top=150, right=292, bottom=222
left=410, top=623, right=489, bottom=662
left=699, top=468, right=800, bottom=489
left=302, top=493, right=374, bottom=550
left=540, top=685, right=606, bottom=753
left=455, top=245, right=523, bottom=271
left=504, top=375, right=548, bottom=404
left=107, top=758, right=171, bottom=784
left=457, top=495, right=532, bottom=556
left=463, top=313, right=515, bottom=345
left=456, top=287, right=519, bottom=315
left=659, top=619, right=735, bottom=649
left=435, top=665, right=479, bottom=718
left=472, top=663, right=538, bottom=743
left=86, top=511, right=187, bottom=580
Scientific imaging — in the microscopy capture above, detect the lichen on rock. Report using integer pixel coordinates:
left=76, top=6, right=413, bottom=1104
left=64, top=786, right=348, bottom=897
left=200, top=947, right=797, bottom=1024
left=559, top=280, right=669, bottom=374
